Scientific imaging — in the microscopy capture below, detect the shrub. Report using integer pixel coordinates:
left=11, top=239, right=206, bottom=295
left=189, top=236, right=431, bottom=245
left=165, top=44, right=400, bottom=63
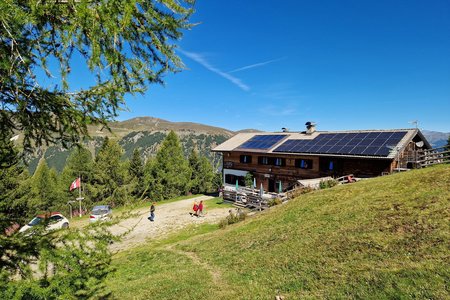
left=268, top=197, right=282, bottom=207
left=319, top=179, right=338, bottom=189
left=219, top=209, right=247, bottom=228
left=286, top=186, right=315, bottom=199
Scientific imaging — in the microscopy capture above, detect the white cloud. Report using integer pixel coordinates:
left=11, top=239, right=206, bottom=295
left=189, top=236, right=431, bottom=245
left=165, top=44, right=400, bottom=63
left=178, top=49, right=250, bottom=91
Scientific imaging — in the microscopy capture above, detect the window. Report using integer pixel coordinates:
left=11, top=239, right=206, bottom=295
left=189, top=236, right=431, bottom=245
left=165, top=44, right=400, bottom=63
left=295, top=159, right=313, bottom=169
left=240, top=155, right=252, bottom=163
left=49, top=215, right=62, bottom=223
left=225, top=174, right=245, bottom=186
left=319, top=158, right=336, bottom=171
left=258, top=156, right=285, bottom=166
left=258, top=156, right=270, bottom=165
left=274, top=157, right=285, bottom=166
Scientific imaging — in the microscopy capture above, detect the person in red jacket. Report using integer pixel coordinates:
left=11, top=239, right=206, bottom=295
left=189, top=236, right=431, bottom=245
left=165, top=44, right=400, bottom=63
left=198, top=200, right=204, bottom=217
left=191, top=201, right=199, bottom=217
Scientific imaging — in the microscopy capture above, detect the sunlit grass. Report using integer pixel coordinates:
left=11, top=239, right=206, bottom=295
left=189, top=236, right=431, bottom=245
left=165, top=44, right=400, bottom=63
left=107, top=165, right=450, bottom=299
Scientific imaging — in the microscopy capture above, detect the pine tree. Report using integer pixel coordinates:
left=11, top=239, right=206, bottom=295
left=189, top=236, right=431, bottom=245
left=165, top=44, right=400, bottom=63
left=1, top=1, right=194, bottom=297
left=198, top=156, right=215, bottom=193
left=189, top=149, right=214, bottom=194
left=148, top=131, right=191, bottom=200
left=29, top=159, right=61, bottom=212
left=188, top=149, right=201, bottom=194
left=1, top=0, right=194, bottom=157
left=0, top=164, right=31, bottom=229
left=129, top=148, right=144, bottom=179
left=92, top=137, right=128, bottom=206
left=129, top=148, right=145, bottom=198
left=60, top=146, right=94, bottom=210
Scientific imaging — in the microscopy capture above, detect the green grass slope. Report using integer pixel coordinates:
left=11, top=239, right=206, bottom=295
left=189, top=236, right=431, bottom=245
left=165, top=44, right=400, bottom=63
left=108, top=165, right=450, bottom=299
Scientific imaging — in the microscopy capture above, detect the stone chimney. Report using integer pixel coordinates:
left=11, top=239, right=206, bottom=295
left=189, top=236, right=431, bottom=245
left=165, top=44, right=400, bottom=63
left=305, top=121, right=316, bottom=134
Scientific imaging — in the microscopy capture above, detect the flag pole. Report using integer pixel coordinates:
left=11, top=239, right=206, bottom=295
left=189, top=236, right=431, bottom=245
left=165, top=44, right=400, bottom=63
left=78, top=174, right=82, bottom=217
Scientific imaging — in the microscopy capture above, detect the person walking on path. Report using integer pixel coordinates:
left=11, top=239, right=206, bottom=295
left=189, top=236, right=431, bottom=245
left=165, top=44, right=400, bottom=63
left=190, top=201, right=199, bottom=217
left=198, top=200, right=204, bottom=217
left=149, top=202, right=156, bottom=221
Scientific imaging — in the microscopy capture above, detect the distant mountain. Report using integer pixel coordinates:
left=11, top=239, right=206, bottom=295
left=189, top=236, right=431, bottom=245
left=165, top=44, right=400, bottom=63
left=26, top=117, right=235, bottom=174
left=422, top=130, right=449, bottom=149
left=109, top=117, right=234, bottom=136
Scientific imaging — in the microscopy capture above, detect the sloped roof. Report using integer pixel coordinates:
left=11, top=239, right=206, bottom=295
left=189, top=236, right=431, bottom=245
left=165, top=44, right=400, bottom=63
left=212, top=129, right=431, bottom=159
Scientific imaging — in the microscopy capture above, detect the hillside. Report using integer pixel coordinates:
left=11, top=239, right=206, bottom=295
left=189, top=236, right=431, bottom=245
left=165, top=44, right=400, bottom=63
left=109, top=117, right=234, bottom=136
left=108, top=164, right=450, bottom=299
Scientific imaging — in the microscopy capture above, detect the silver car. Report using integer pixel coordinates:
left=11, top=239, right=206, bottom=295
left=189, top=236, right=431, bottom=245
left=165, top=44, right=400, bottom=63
left=89, top=205, right=112, bottom=223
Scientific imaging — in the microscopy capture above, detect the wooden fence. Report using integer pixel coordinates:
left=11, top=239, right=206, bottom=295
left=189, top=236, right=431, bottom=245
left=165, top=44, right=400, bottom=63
left=223, top=187, right=292, bottom=210
left=417, top=146, right=450, bottom=168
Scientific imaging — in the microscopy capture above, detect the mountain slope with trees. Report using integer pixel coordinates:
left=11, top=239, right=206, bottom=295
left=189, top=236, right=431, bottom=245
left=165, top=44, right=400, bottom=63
left=24, top=117, right=232, bottom=174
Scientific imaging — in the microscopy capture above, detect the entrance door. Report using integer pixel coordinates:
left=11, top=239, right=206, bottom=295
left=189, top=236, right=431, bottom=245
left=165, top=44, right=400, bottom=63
left=268, top=179, right=275, bottom=193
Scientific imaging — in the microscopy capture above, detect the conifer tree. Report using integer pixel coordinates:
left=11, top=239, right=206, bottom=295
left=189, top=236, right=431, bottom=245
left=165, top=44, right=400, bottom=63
left=1, top=1, right=195, bottom=297
left=198, top=156, right=215, bottom=193
left=29, top=159, right=61, bottom=212
left=1, top=0, right=194, bottom=158
left=92, top=137, right=128, bottom=206
left=129, top=148, right=145, bottom=198
left=60, top=146, right=94, bottom=209
left=189, top=149, right=214, bottom=194
left=148, top=131, right=191, bottom=200
left=0, top=164, right=31, bottom=229
left=188, top=149, right=201, bottom=194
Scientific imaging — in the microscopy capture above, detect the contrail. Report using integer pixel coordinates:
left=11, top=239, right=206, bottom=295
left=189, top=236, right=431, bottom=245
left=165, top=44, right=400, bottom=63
left=229, top=57, right=285, bottom=73
left=178, top=49, right=250, bottom=91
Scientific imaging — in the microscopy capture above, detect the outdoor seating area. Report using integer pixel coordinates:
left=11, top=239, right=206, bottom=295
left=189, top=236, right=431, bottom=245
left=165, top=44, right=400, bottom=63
left=223, top=186, right=287, bottom=210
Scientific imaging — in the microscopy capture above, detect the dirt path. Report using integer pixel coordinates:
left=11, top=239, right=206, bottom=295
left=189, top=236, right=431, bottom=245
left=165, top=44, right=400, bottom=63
left=109, top=196, right=230, bottom=252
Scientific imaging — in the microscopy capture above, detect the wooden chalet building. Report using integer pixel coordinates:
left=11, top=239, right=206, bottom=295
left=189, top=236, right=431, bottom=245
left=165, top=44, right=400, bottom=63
left=212, top=123, right=432, bottom=193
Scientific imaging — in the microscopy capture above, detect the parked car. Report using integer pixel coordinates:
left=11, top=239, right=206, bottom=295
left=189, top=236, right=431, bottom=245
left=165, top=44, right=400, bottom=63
left=89, top=205, right=112, bottom=223
left=19, top=212, right=69, bottom=233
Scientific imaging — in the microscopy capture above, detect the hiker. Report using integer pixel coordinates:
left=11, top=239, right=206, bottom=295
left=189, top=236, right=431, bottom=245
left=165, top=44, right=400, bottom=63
left=198, top=200, right=204, bottom=216
left=149, top=202, right=155, bottom=222
left=191, top=201, right=199, bottom=217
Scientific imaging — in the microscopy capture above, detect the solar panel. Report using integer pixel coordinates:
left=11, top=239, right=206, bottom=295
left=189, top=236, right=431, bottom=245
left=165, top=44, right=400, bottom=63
left=238, top=134, right=287, bottom=150
left=273, top=131, right=408, bottom=157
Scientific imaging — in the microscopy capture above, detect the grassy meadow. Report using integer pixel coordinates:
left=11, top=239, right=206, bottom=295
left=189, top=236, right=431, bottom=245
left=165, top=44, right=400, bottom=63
left=107, top=165, right=450, bottom=299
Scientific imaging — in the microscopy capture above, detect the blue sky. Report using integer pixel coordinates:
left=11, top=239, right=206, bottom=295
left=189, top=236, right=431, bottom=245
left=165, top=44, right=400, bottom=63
left=118, top=1, right=450, bottom=132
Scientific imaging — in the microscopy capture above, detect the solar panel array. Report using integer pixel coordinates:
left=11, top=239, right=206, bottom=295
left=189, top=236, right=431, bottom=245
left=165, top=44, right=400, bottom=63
left=273, top=131, right=408, bottom=157
left=238, top=135, right=287, bottom=150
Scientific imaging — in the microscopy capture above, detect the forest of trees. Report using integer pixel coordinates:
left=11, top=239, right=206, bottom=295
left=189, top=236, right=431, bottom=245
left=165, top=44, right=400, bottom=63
left=1, top=131, right=218, bottom=221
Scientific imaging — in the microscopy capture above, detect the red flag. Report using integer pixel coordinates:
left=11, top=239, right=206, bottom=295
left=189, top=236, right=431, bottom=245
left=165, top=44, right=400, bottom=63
left=69, top=178, right=81, bottom=191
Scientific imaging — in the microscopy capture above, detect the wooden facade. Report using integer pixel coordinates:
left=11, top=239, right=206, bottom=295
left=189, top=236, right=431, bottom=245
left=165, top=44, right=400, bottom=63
left=221, top=151, right=393, bottom=192
left=214, top=128, right=432, bottom=193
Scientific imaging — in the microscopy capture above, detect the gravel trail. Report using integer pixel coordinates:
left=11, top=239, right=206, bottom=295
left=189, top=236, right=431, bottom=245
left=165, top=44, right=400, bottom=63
left=109, top=196, right=230, bottom=252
